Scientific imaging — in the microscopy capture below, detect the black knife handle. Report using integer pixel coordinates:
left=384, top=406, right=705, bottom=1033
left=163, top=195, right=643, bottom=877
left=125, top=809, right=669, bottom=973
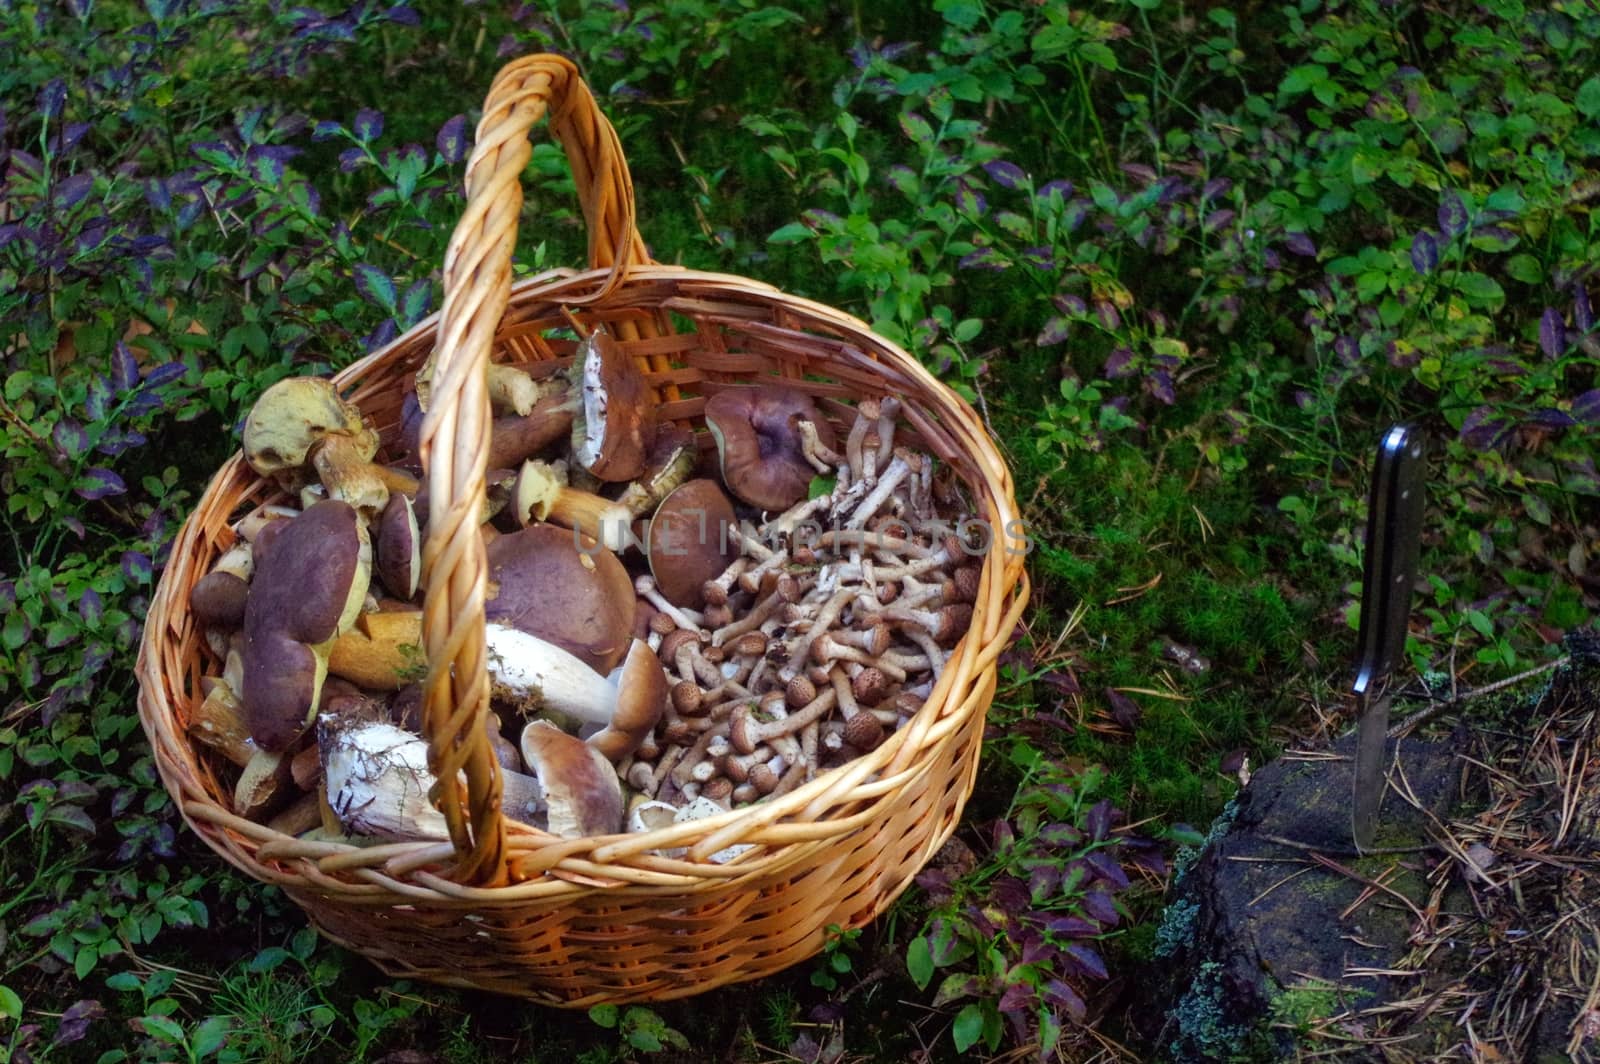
left=1353, top=425, right=1425, bottom=699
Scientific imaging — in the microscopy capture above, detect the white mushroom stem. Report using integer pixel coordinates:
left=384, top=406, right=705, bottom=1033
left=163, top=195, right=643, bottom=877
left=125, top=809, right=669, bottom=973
left=844, top=454, right=916, bottom=530
left=670, top=722, right=730, bottom=787
left=634, top=575, right=706, bottom=634
left=898, top=627, right=948, bottom=678
left=800, top=721, right=820, bottom=781
left=233, top=505, right=299, bottom=542
left=674, top=640, right=724, bottom=689
left=793, top=419, right=844, bottom=476
left=765, top=493, right=834, bottom=539
left=723, top=521, right=777, bottom=562
left=722, top=746, right=775, bottom=783
left=860, top=433, right=880, bottom=486
left=321, top=718, right=543, bottom=839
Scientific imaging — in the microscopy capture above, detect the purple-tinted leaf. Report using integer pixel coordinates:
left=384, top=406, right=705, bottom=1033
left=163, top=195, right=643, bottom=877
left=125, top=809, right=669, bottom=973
left=386, top=4, right=421, bottom=25
left=121, top=552, right=152, bottom=585
left=1573, top=390, right=1600, bottom=423
left=312, top=119, right=342, bottom=141
left=79, top=588, right=103, bottom=625
left=1040, top=669, right=1079, bottom=696
left=915, top=867, right=953, bottom=903
left=1200, top=177, right=1231, bottom=202
left=353, top=108, right=384, bottom=141
left=338, top=146, right=367, bottom=172
left=1084, top=799, right=1115, bottom=842
left=1020, top=246, right=1055, bottom=270
left=1044, top=916, right=1096, bottom=940
left=1085, top=850, right=1130, bottom=890
left=1575, top=285, right=1594, bottom=332
left=991, top=818, right=1016, bottom=852
left=1034, top=316, right=1071, bottom=346
left=1043, top=979, right=1086, bottom=1022
left=1053, top=293, right=1088, bottom=316
left=984, top=160, right=1027, bottom=190
left=1284, top=232, right=1316, bottom=257
left=364, top=319, right=398, bottom=351
left=1540, top=307, right=1565, bottom=358
left=1145, top=368, right=1184, bottom=404
left=1103, top=347, right=1136, bottom=379
left=1459, top=406, right=1513, bottom=451
left=931, top=972, right=982, bottom=1007
left=1203, top=208, right=1235, bottom=232
left=435, top=113, right=468, bottom=163
left=39, top=79, right=67, bottom=120
left=1079, top=888, right=1118, bottom=927
left=997, top=981, right=1034, bottom=1016
left=1104, top=688, right=1141, bottom=730
left=1036, top=178, right=1073, bottom=202
left=1437, top=191, right=1469, bottom=238
left=54, top=173, right=94, bottom=209
left=1526, top=409, right=1575, bottom=430
left=53, top=419, right=88, bottom=457
left=959, top=248, right=1006, bottom=270
left=1410, top=230, right=1438, bottom=275
left=76, top=468, right=126, bottom=500
left=62, top=516, right=85, bottom=540
left=954, top=178, right=986, bottom=217
left=352, top=263, right=397, bottom=311
left=801, top=208, right=843, bottom=230
left=251, top=150, right=285, bottom=185
left=1387, top=340, right=1421, bottom=369
left=142, top=361, right=187, bottom=388
left=111, top=342, right=139, bottom=392
left=1038, top=822, right=1083, bottom=848
left=1095, top=301, right=1121, bottom=331
left=1029, top=865, right=1061, bottom=902
left=1065, top=944, right=1108, bottom=981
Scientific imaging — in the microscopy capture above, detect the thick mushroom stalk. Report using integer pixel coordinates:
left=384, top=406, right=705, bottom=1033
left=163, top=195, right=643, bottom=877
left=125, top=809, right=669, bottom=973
left=241, top=500, right=371, bottom=752
left=488, top=629, right=666, bottom=764
left=321, top=716, right=544, bottom=839
left=242, top=377, right=401, bottom=519
left=512, top=459, right=632, bottom=552
left=616, top=426, right=697, bottom=518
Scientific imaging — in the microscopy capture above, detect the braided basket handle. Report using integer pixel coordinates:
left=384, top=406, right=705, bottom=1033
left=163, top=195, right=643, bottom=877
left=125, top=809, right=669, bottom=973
left=416, top=55, right=648, bottom=884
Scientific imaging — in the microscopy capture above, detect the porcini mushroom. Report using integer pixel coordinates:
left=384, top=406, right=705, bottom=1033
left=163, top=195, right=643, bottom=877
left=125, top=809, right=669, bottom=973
left=615, top=426, right=697, bottom=517
left=240, top=499, right=371, bottom=752
left=374, top=493, right=420, bottom=600
left=570, top=329, right=655, bottom=482
left=242, top=377, right=412, bottom=519
left=512, top=459, right=632, bottom=552
left=489, top=632, right=666, bottom=764
left=519, top=720, right=625, bottom=837
left=485, top=523, right=636, bottom=674
left=703, top=386, right=838, bottom=511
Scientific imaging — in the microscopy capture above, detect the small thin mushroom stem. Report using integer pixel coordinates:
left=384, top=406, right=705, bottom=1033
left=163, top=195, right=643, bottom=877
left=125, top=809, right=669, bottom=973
left=702, top=556, right=752, bottom=607
left=800, top=721, right=820, bottom=781
left=736, top=549, right=791, bottom=595
left=809, top=634, right=907, bottom=680
left=729, top=688, right=838, bottom=753
left=781, top=585, right=861, bottom=681
left=844, top=454, right=916, bottom=530
left=722, top=521, right=777, bottom=562
left=721, top=745, right=774, bottom=783
left=635, top=575, right=707, bottom=635
left=796, top=420, right=839, bottom=474
left=710, top=587, right=785, bottom=647
left=670, top=722, right=731, bottom=787
left=649, top=745, right=688, bottom=798
left=861, top=603, right=972, bottom=647
left=765, top=492, right=834, bottom=539
left=897, top=627, right=948, bottom=678
left=767, top=757, right=810, bottom=799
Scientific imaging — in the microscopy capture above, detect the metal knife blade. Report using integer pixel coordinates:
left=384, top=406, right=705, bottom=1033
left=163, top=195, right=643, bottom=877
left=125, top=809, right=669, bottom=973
left=1352, top=425, right=1426, bottom=851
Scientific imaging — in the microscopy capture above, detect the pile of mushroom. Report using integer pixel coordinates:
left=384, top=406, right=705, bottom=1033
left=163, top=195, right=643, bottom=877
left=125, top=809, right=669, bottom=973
left=188, top=328, right=979, bottom=859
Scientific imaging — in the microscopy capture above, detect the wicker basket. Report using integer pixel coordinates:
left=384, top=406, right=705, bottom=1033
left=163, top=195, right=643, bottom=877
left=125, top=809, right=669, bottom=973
left=135, top=54, right=1029, bottom=1004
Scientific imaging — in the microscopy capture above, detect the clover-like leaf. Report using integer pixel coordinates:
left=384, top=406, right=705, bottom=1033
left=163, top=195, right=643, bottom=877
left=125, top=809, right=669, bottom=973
left=436, top=113, right=468, bottom=163
left=353, top=108, right=384, bottom=141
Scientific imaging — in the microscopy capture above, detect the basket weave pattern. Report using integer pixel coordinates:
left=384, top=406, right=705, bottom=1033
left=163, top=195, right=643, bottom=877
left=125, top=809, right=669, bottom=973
left=136, top=55, right=1029, bottom=1004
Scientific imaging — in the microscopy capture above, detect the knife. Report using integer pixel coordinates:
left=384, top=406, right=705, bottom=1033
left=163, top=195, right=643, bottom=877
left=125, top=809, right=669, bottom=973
left=1351, top=425, right=1426, bottom=852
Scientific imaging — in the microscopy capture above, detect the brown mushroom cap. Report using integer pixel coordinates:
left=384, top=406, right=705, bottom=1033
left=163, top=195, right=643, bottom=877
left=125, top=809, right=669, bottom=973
left=586, top=640, right=668, bottom=764
left=520, top=720, right=624, bottom=838
left=374, top=493, right=420, bottom=600
left=570, top=330, right=655, bottom=482
left=484, top=524, right=636, bottom=674
left=704, top=386, right=837, bottom=511
left=241, top=500, right=370, bottom=752
left=189, top=572, right=250, bottom=629
left=645, top=479, right=740, bottom=609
